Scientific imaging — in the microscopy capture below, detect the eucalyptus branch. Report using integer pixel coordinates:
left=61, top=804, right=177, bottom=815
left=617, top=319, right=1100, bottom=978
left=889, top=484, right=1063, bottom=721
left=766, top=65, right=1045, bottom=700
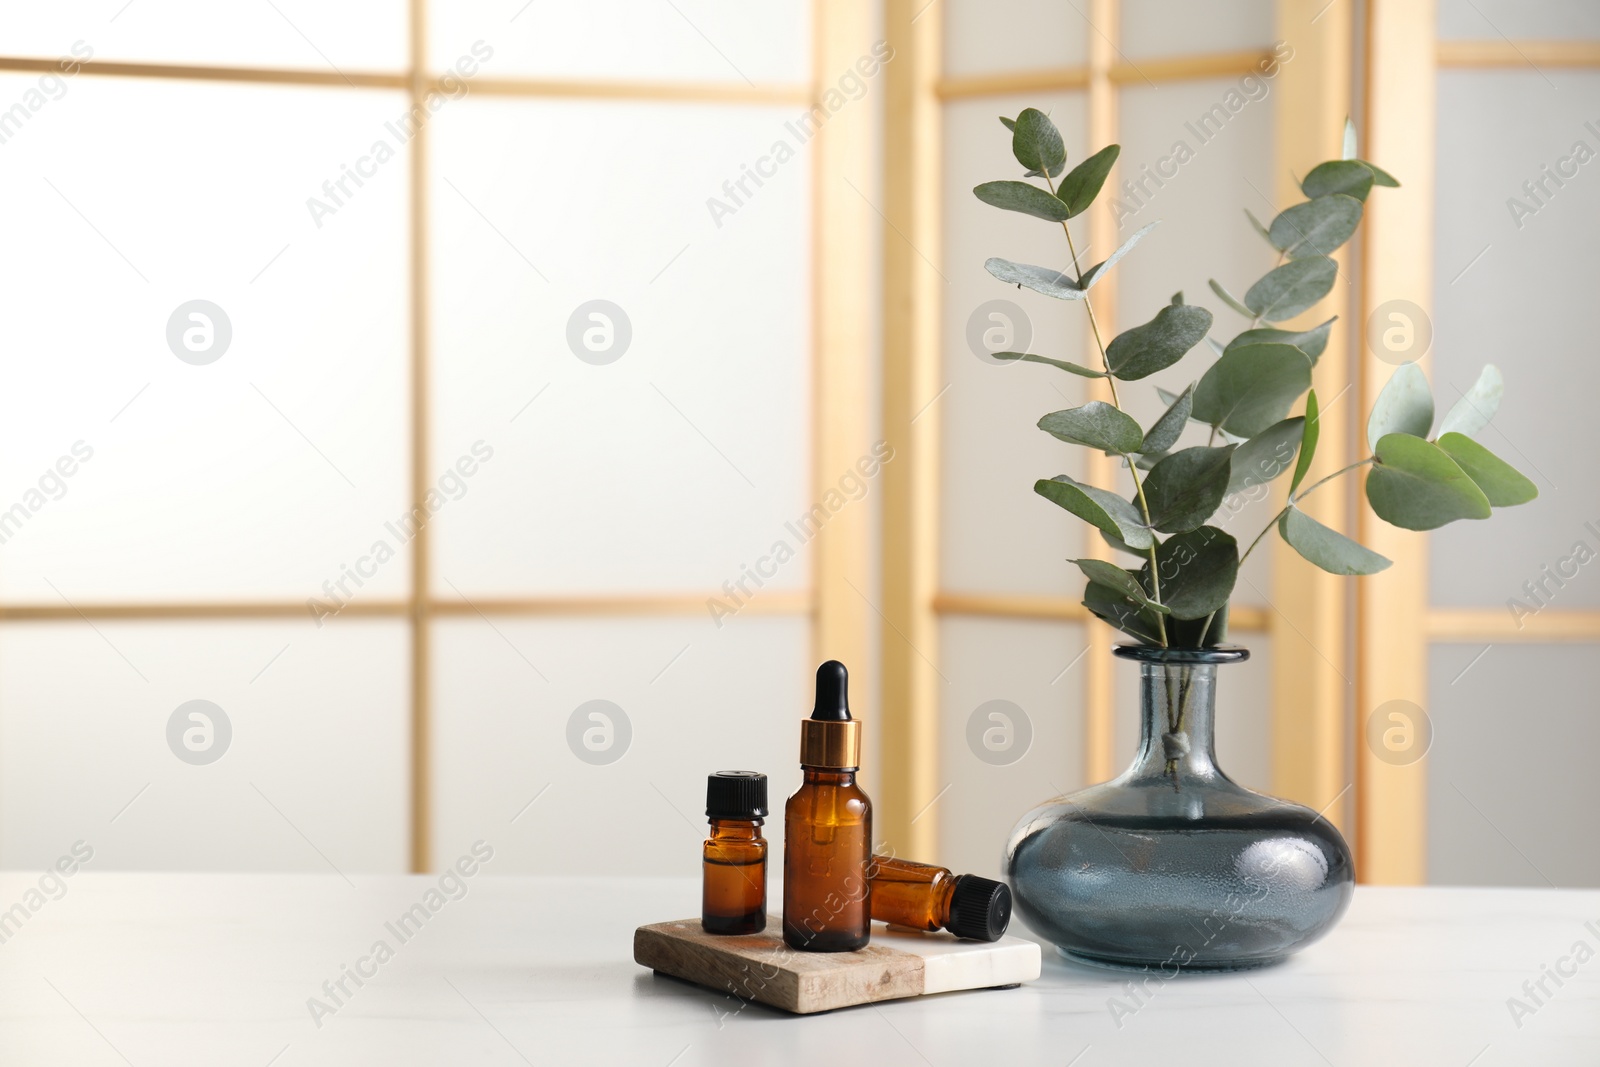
left=1239, top=457, right=1376, bottom=566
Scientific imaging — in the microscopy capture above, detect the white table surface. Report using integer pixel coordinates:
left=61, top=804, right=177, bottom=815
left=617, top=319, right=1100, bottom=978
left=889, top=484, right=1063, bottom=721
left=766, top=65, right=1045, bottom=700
left=2, top=873, right=1596, bottom=1066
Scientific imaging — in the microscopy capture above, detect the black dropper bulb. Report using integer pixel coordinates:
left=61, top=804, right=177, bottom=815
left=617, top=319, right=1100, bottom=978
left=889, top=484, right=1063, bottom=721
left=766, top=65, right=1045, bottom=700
left=811, top=660, right=851, bottom=721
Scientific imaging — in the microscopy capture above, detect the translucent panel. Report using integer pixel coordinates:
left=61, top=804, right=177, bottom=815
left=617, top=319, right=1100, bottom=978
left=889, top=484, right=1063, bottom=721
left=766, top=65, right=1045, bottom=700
left=941, top=94, right=1089, bottom=597
left=430, top=615, right=808, bottom=876
left=1113, top=634, right=1274, bottom=792
left=0, top=0, right=405, bottom=72
left=938, top=618, right=1088, bottom=880
left=1439, top=0, right=1600, bottom=41
left=429, top=0, right=810, bottom=83
left=0, top=78, right=409, bottom=604
left=1432, top=73, right=1600, bottom=608
left=943, top=0, right=1086, bottom=76
left=428, top=99, right=811, bottom=596
left=0, top=619, right=408, bottom=871
left=1117, top=78, right=1282, bottom=606
left=1120, top=0, right=1275, bottom=60
left=1428, top=644, right=1600, bottom=887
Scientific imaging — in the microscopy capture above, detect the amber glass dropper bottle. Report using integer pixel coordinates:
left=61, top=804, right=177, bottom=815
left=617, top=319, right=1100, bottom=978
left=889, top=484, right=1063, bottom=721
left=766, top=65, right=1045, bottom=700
left=701, top=771, right=768, bottom=935
left=782, top=661, right=872, bottom=952
left=869, top=856, right=1012, bottom=941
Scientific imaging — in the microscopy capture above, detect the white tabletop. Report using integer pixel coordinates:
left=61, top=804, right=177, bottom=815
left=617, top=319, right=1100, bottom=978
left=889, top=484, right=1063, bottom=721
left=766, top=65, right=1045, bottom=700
left=1, top=873, right=1596, bottom=1066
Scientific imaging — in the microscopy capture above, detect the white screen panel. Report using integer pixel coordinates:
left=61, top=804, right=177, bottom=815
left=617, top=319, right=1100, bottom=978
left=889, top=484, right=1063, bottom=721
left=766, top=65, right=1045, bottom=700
left=1439, top=0, right=1600, bottom=41
left=941, top=94, right=1090, bottom=598
left=1120, top=0, right=1275, bottom=61
left=430, top=615, right=808, bottom=876
left=429, top=0, right=810, bottom=83
left=1117, top=78, right=1282, bottom=606
left=0, top=77, right=410, bottom=604
left=942, top=0, right=1087, bottom=77
left=0, top=1, right=406, bottom=73
left=1428, top=644, right=1600, bottom=887
left=1431, top=72, right=1600, bottom=608
left=0, top=619, right=408, bottom=871
left=938, top=617, right=1088, bottom=880
left=428, top=99, right=812, bottom=596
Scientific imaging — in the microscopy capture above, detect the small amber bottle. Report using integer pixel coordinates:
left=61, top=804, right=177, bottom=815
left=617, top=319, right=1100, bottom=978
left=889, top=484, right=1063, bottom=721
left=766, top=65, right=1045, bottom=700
left=868, top=856, right=1012, bottom=942
left=783, top=661, right=873, bottom=952
left=702, top=771, right=768, bottom=935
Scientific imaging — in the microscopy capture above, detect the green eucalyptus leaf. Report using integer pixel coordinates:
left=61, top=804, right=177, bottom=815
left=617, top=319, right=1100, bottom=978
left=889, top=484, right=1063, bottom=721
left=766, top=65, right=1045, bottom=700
left=1226, top=416, right=1303, bottom=497
left=1244, top=256, right=1338, bottom=322
left=1205, top=336, right=1226, bottom=357
left=1143, top=445, right=1235, bottom=533
left=1245, top=208, right=1274, bottom=244
left=1081, top=221, right=1159, bottom=289
left=1099, top=527, right=1147, bottom=557
left=1012, top=107, right=1066, bottom=178
left=973, top=180, right=1072, bottom=222
left=999, top=115, right=1016, bottom=132
left=1280, top=506, right=1392, bottom=575
left=1268, top=194, right=1363, bottom=259
left=1438, top=364, right=1503, bottom=438
left=1225, top=317, right=1337, bottom=364
left=984, top=257, right=1085, bottom=300
left=1342, top=117, right=1357, bottom=161
left=1055, top=144, right=1120, bottom=217
left=992, top=351, right=1106, bottom=377
left=1435, top=432, right=1538, bottom=507
left=1035, top=475, right=1153, bottom=549
left=1360, top=161, right=1400, bottom=187
left=1289, top=388, right=1320, bottom=496
left=1208, top=278, right=1255, bottom=319
left=1366, top=361, right=1434, bottom=451
left=1366, top=432, right=1492, bottom=530
left=1171, top=291, right=1184, bottom=305
left=1144, top=526, right=1239, bottom=621
left=1038, top=402, right=1145, bottom=452
left=1191, top=342, right=1312, bottom=438
left=1142, top=383, right=1194, bottom=455
left=1070, top=559, right=1171, bottom=614
left=1105, top=304, right=1213, bottom=381
left=1302, top=159, right=1375, bottom=201
left=1083, top=579, right=1164, bottom=644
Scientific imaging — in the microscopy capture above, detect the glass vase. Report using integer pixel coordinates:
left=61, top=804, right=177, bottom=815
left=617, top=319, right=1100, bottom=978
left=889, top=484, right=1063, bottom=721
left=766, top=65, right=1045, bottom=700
left=1004, top=645, right=1353, bottom=971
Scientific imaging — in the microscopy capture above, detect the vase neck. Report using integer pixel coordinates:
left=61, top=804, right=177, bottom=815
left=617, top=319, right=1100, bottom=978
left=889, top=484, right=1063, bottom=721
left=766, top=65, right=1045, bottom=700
left=1128, top=661, right=1219, bottom=783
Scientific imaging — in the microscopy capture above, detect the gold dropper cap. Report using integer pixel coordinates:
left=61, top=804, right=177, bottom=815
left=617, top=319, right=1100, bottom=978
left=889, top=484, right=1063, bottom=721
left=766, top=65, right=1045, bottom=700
left=800, top=661, right=862, bottom=769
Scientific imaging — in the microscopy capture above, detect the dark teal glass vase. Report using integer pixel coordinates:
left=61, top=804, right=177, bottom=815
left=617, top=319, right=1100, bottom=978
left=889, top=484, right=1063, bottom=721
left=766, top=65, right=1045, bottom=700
left=1004, top=645, right=1353, bottom=971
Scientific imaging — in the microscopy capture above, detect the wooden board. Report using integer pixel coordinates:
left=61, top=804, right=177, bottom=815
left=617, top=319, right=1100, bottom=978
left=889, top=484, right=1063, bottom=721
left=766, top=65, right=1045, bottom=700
left=633, top=918, right=1041, bottom=1014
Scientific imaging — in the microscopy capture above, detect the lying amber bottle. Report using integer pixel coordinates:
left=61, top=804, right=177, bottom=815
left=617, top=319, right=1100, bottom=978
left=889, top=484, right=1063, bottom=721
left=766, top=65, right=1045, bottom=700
left=783, top=661, right=872, bottom=952
left=869, top=856, right=1012, bottom=942
left=702, top=771, right=768, bottom=935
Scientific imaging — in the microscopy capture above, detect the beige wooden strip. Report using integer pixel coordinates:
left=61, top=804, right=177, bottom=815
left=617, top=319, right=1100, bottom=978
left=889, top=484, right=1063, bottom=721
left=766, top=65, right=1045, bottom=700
left=936, top=66, right=1090, bottom=100
left=0, top=54, right=406, bottom=89
left=1357, top=0, right=1437, bottom=885
left=407, top=0, right=433, bottom=876
left=933, top=593, right=1270, bottom=633
left=1267, top=0, right=1355, bottom=836
left=1109, top=49, right=1276, bottom=85
left=1428, top=608, right=1600, bottom=643
left=0, top=593, right=812, bottom=622
left=1437, top=40, right=1600, bottom=69
left=464, top=77, right=810, bottom=105
left=879, top=0, right=944, bottom=862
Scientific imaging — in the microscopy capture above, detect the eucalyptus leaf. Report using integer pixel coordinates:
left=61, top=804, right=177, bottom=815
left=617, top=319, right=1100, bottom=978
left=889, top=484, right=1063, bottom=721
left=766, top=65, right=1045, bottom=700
left=1191, top=343, right=1312, bottom=438
left=999, top=115, right=1016, bottom=132
left=1070, top=559, right=1171, bottom=614
left=1366, top=432, right=1492, bottom=530
left=1268, top=194, right=1363, bottom=259
left=1435, top=432, right=1538, bottom=507
left=1302, top=159, right=1375, bottom=201
left=1289, top=389, right=1320, bottom=496
left=1244, top=208, right=1273, bottom=244
left=1204, top=336, right=1226, bottom=357
left=1055, top=144, right=1120, bottom=217
left=1105, top=304, right=1213, bottom=381
left=984, top=257, right=1085, bottom=300
left=992, top=351, right=1105, bottom=377
left=973, top=180, right=1072, bottom=222
left=1142, top=446, right=1235, bottom=533
left=1225, top=317, right=1337, bottom=364
left=1012, top=107, right=1066, bottom=177
left=1142, top=384, right=1194, bottom=455
left=1081, top=221, right=1159, bottom=289
left=1035, top=474, right=1154, bottom=549
left=1280, top=507, right=1392, bottom=575
left=1171, top=291, right=1184, bottom=305
left=1366, top=361, right=1434, bottom=451
left=1038, top=402, right=1145, bottom=452
left=1244, top=257, right=1339, bottom=322
left=1226, top=417, right=1303, bottom=497
left=1083, top=580, right=1164, bottom=643
left=1208, top=278, right=1255, bottom=319
left=1143, top=526, right=1239, bottom=620
left=1361, top=161, right=1400, bottom=187
left=1342, top=117, right=1357, bottom=161
left=1166, top=603, right=1228, bottom=647
left=1438, top=364, right=1503, bottom=438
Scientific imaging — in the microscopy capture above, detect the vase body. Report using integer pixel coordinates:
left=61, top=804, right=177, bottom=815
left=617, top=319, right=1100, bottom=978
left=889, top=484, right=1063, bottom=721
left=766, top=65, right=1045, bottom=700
left=1004, top=646, right=1353, bottom=971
